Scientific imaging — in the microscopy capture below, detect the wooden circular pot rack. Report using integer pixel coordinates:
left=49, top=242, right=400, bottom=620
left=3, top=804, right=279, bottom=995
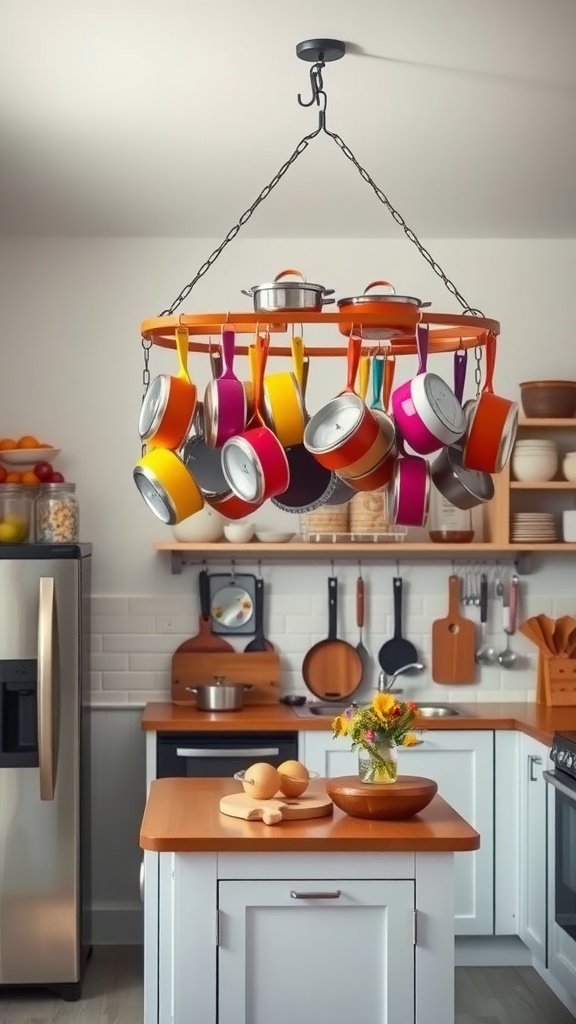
left=140, top=310, right=500, bottom=358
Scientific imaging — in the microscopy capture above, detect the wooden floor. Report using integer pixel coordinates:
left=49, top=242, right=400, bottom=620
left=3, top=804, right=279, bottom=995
left=0, top=949, right=573, bottom=1022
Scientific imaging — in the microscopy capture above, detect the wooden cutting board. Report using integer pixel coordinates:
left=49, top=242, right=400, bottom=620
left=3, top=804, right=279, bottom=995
left=171, top=650, right=281, bottom=705
left=219, top=790, right=333, bottom=826
left=431, top=575, right=476, bottom=684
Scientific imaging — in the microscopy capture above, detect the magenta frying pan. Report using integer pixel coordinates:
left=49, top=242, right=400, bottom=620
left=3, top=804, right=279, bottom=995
left=203, top=327, right=247, bottom=448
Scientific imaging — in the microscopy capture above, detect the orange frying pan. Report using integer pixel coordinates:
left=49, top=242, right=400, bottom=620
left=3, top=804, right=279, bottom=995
left=138, top=326, right=197, bottom=449
left=302, top=576, right=363, bottom=702
left=463, top=332, right=518, bottom=473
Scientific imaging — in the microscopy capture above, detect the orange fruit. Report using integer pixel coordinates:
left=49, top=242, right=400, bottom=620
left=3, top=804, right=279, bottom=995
left=21, top=470, right=40, bottom=486
left=0, top=438, right=16, bottom=451
left=242, top=763, right=280, bottom=800
left=5, top=471, right=21, bottom=483
left=17, top=435, right=39, bottom=449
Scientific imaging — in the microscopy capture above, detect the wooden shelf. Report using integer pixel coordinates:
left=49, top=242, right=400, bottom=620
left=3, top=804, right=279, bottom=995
left=510, top=481, right=576, bottom=489
left=154, top=540, right=576, bottom=574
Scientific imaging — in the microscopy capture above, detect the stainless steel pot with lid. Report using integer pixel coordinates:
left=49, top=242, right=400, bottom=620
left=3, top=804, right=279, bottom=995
left=242, top=269, right=334, bottom=312
left=186, top=676, right=253, bottom=712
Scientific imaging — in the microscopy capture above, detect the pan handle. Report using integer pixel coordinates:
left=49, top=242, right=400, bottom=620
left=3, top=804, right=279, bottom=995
left=393, top=576, right=404, bottom=639
left=328, top=576, right=338, bottom=641
left=357, top=575, right=365, bottom=629
left=199, top=568, right=211, bottom=621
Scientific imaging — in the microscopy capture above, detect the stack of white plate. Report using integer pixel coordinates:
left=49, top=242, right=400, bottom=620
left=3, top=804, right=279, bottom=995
left=512, top=439, right=558, bottom=482
left=511, top=512, right=557, bottom=542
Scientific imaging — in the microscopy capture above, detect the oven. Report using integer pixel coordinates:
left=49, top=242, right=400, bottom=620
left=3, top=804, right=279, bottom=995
left=156, top=731, right=299, bottom=779
left=545, top=763, right=576, bottom=943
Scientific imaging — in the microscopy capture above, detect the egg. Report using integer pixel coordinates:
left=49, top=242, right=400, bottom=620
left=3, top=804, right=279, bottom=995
left=277, top=760, right=310, bottom=798
left=242, top=762, right=280, bottom=800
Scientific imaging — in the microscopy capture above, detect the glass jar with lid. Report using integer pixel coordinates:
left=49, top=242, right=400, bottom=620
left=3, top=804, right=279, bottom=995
left=36, top=482, right=79, bottom=543
left=0, top=484, right=33, bottom=544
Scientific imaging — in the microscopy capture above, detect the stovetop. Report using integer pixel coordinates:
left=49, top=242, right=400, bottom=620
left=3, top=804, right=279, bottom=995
left=550, top=731, right=576, bottom=781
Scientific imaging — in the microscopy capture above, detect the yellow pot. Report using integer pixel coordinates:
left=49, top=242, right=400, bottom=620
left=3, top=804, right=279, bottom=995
left=134, top=448, right=204, bottom=525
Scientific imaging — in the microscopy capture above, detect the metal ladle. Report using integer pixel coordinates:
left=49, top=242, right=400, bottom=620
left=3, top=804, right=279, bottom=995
left=475, top=572, right=495, bottom=666
left=498, top=574, right=519, bottom=670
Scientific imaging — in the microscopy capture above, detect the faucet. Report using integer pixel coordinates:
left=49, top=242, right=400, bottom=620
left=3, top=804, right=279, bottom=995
left=378, top=662, right=424, bottom=694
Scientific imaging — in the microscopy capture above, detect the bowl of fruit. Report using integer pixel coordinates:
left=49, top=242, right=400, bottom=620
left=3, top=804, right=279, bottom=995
left=0, top=436, right=63, bottom=488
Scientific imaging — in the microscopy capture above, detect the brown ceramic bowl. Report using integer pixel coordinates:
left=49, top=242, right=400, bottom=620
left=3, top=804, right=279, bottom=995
left=520, top=381, right=576, bottom=419
left=325, top=775, right=438, bottom=820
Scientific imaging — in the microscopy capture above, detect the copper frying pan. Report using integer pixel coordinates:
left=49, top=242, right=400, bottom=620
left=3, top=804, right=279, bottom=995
left=302, top=576, right=363, bottom=702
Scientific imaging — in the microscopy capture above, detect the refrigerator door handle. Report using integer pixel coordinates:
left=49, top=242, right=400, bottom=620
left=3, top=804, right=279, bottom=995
left=38, top=576, right=56, bottom=801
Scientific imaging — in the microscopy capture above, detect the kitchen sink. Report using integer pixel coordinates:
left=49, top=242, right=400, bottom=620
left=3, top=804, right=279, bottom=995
left=291, top=700, right=474, bottom=719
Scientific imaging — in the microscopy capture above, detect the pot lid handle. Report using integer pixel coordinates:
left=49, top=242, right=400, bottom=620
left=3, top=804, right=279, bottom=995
left=274, top=268, right=306, bottom=282
left=363, top=280, right=395, bottom=295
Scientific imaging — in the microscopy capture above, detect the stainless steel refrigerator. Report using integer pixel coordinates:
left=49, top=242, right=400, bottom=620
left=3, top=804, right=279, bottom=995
left=0, top=543, right=91, bottom=1001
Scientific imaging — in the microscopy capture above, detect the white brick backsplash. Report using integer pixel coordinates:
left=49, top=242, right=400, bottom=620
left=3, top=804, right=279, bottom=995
left=129, top=653, right=171, bottom=672
left=88, top=690, right=128, bottom=705
left=87, top=560, right=568, bottom=704
left=91, top=653, right=129, bottom=672
left=92, top=615, right=156, bottom=635
left=129, top=596, right=195, bottom=616
left=103, top=633, right=191, bottom=653
left=91, top=596, right=129, bottom=616
left=102, top=671, right=167, bottom=690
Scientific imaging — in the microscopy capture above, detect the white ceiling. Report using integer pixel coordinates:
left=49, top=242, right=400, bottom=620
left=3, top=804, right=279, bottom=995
left=1, top=0, right=576, bottom=238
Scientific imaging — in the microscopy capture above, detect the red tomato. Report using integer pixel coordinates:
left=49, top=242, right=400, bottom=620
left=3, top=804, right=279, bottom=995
left=0, top=465, right=6, bottom=484
left=33, top=462, right=54, bottom=482
left=50, top=471, right=65, bottom=483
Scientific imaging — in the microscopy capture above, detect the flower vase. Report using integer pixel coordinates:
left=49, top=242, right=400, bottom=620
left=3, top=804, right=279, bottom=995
left=358, top=741, right=398, bottom=784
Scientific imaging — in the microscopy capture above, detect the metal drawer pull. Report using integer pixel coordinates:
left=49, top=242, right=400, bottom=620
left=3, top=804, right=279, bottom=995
left=175, top=747, right=281, bottom=758
left=290, top=890, right=342, bottom=900
left=529, top=754, right=543, bottom=782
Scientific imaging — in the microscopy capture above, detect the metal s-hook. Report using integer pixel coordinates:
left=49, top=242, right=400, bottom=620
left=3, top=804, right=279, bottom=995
left=298, top=61, right=325, bottom=107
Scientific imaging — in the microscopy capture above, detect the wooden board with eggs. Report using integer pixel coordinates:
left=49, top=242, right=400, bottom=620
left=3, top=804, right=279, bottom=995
left=220, top=760, right=332, bottom=826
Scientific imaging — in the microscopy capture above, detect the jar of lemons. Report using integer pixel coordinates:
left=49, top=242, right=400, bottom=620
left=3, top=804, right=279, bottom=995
left=0, top=484, right=32, bottom=544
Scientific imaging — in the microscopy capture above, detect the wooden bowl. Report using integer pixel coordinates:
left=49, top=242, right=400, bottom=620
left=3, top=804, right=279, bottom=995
left=325, top=775, right=438, bottom=820
left=519, top=381, right=576, bottom=419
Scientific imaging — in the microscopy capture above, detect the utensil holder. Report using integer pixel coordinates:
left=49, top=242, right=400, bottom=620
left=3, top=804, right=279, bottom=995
left=540, top=653, right=576, bottom=706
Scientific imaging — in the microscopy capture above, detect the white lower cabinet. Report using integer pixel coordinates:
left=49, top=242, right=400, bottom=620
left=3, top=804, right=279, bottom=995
left=518, top=733, right=548, bottom=964
left=218, top=878, right=415, bottom=1024
left=301, top=729, right=494, bottom=935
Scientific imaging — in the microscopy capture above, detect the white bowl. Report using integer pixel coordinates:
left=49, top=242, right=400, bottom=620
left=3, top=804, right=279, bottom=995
left=172, top=506, right=225, bottom=543
left=0, top=447, right=61, bottom=465
left=512, top=451, right=558, bottom=481
left=223, top=522, right=255, bottom=544
left=254, top=531, right=295, bottom=543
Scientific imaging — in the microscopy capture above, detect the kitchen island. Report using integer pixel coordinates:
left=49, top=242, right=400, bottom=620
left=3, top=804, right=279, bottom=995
left=140, top=776, right=479, bottom=1024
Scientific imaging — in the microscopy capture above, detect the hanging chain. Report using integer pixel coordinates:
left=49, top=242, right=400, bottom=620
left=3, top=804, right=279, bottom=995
left=150, top=58, right=487, bottom=393
left=140, top=337, right=152, bottom=456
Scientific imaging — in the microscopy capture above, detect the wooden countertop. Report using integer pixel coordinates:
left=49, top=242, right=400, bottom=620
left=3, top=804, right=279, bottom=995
left=141, top=700, right=574, bottom=746
left=139, top=777, right=480, bottom=853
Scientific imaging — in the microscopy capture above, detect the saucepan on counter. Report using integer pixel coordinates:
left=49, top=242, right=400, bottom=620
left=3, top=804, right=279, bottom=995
left=242, top=269, right=335, bottom=312
left=391, top=324, right=467, bottom=456
left=186, top=676, right=253, bottom=712
left=337, top=280, right=429, bottom=339
left=462, top=332, right=518, bottom=474
left=138, top=326, right=197, bottom=449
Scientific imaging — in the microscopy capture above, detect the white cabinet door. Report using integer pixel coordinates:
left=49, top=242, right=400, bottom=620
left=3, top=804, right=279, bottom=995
left=519, top=733, right=548, bottom=964
left=218, top=879, right=415, bottom=1024
left=301, top=729, right=494, bottom=935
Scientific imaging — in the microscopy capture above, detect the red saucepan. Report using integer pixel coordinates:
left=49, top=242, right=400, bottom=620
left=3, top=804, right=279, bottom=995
left=392, top=324, right=466, bottom=456
left=304, top=335, right=386, bottom=471
left=203, top=326, right=247, bottom=448
left=462, top=332, right=518, bottom=474
left=138, top=326, right=197, bottom=449
left=221, top=334, right=290, bottom=505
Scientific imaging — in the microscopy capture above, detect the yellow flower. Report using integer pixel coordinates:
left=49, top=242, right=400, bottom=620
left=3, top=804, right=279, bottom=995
left=403, top=732, right=419, bottom=747
left=332, top=715, right=349, bottom=737
left=372, top=692, right=396, bottom=723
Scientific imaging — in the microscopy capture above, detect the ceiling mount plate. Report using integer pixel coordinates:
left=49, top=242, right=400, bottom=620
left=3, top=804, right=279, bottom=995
left=296, top=39, right=346, bottom=63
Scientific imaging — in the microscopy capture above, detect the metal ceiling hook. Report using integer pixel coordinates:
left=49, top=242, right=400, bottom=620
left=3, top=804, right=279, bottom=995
left=298, top=62, right=325, bottom=108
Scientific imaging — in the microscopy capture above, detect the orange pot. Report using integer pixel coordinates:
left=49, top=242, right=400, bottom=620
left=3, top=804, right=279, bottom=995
left=462, top=333, right=518, bottom=474
left=337, top=280, right=427, bottom=340
left=138, top=327, right=196, bottom=449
